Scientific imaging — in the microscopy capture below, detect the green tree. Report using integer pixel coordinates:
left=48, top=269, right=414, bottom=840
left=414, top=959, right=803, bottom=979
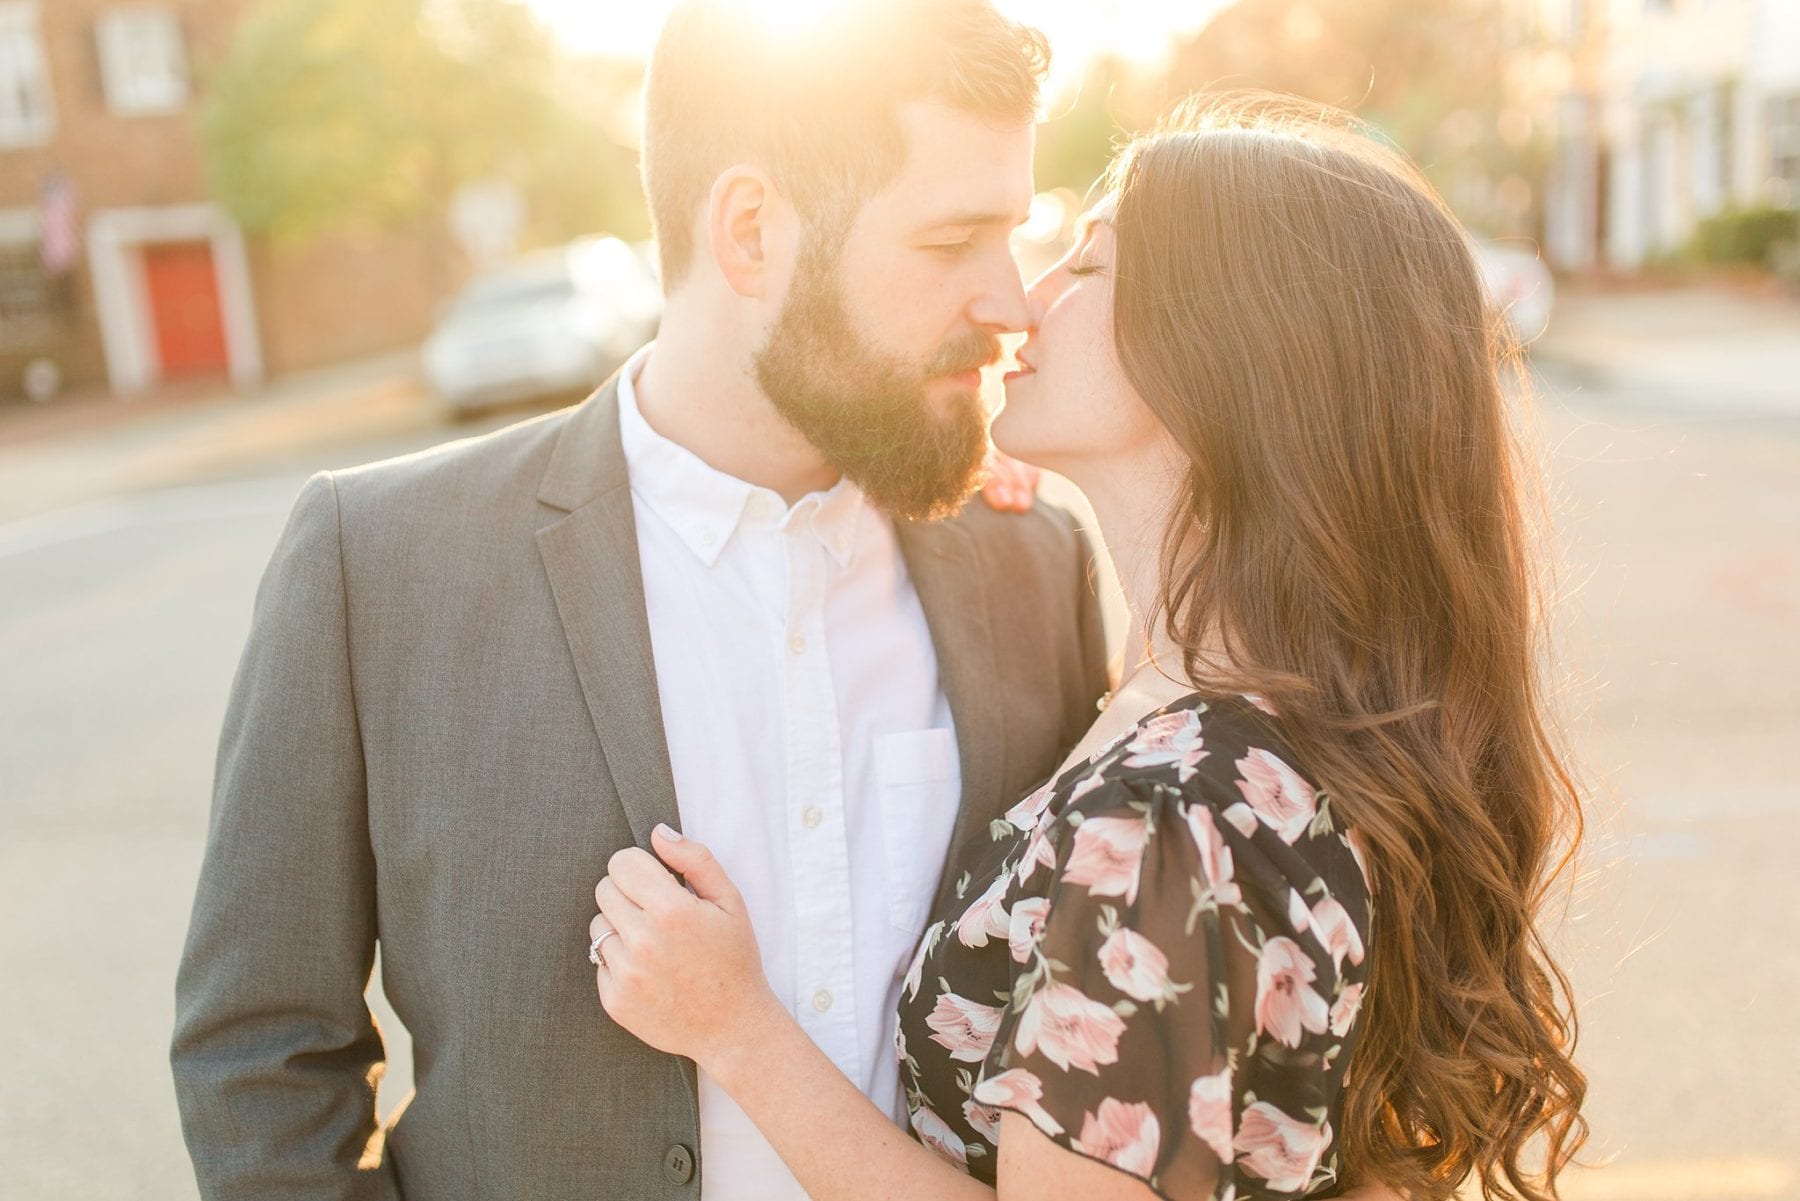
left=203, top=0, right=643, bottom=249
left=1161, top=0, right=1549, bottom=236
left=1033, top=0, right=1549, bottom=237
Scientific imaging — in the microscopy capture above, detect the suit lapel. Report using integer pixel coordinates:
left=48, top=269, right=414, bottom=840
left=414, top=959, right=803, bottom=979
left=896, top=516, right=1007, bottom=915
left=535, top=378, right=681, bottom=849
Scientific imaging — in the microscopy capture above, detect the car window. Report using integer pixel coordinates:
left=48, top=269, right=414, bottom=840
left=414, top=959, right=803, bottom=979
left=451, top=265, right=575, bottom=317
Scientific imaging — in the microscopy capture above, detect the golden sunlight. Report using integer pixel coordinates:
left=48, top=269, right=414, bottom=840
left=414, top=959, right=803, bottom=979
left=524, top=0, right=1236, bottom=93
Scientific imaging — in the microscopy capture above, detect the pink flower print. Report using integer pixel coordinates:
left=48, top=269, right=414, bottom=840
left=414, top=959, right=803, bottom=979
left=1067, top=770, right=1110, bottom=805
left=1009, top=896, right=1050, bottom=964
left=973, top=1067, right=1064, bottom=1137
left=1005, top=780, right=1055, bottom=830
left=1075, top=1099, right=1162, bottom=1177
left=1310, top=895, right=1365, bottom=971
left=1122, top=709, right=1209, bottom=782
left=1097, top=928, right=1175, bottom=1004
left=1015, top=982, right=1128, bottom=1074
left=910, top=1103, right=969, bottom=1166
left=925, top=991, right=1003, bottom=1063
left=1062, top=814, right=1149, bottom=905
left=1235, top=748, right=1318, bottom=844
left=1287, top=888, right=1312, bottom=937
left=1345, top=827, right=1374, bottom=892
left=963, top=1097, right=1004, bottom=1143
left=1233, top=1102, right=1332, bottom=1193
left=1330, top=981, right=1365, bottom=1037
left=1254, top=936, right=1330, bottom=1048
left=1222, top=802, right=1259, bottom=838
left=1242, top=693, right=1279, bottom=717
left=903, top=924, right=936, bottom=1002
left=955, top=871, right=1012, bottom=949
left=1015, top=820, right=1058, bottom=886
left=1187, top=1068, right=1236, bottom=1164
left=1185, top=804, right=1243, bottom=907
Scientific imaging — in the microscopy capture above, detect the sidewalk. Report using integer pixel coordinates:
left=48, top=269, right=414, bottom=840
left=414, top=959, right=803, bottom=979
left=1533, top=281, right=1800, bottom=422
left=0, top=351, right=437, bottom=526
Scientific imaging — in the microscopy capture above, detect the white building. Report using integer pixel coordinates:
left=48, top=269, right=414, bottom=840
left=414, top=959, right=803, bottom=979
left=1541, top=0, right=1800, bottom=271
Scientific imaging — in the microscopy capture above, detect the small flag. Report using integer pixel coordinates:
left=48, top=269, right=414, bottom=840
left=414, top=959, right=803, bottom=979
left=39, top=172, right=79, bottom=276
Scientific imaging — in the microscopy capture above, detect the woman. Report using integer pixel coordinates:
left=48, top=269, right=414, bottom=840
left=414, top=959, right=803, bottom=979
left=585, top=95, right=1588, bottom=1200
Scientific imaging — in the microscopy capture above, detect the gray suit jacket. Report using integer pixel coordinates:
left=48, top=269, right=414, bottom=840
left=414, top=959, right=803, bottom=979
left=171, top=376, right=1110, bottom=1200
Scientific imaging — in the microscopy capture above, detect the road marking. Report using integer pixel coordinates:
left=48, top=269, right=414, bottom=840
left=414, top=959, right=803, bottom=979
left=0, top=476, right=301, bottom=563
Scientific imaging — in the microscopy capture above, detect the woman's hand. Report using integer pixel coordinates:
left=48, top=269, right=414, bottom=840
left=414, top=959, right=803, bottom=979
left=978, top=448, right=1040, bottom=512
left=589, top=823, right=785, bottom=1071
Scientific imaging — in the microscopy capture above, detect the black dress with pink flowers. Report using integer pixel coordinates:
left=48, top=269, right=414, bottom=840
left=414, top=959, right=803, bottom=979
left=894, top=693, right=1373, bottom=1200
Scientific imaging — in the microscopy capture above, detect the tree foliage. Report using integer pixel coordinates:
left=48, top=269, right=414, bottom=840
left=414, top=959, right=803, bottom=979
left=1037, top=0, right=1548, bottom=237
left=203, top=0, right=643, bottom=248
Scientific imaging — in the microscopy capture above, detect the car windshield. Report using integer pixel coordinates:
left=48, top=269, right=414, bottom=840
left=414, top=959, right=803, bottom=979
left=450, top=263, right=574, bottom=317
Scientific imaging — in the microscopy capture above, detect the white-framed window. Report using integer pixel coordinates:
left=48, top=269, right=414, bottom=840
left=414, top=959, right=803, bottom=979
left=95, top=7, right=188, bottom=116
left=0, top=1, right=54, bottom=148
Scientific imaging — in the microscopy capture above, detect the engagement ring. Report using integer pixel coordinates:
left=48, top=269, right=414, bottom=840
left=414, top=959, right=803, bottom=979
left=587, top=929, right=621, bottom=967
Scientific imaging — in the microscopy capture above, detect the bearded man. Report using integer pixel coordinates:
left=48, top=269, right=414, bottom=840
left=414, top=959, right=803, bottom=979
left=170, top=1, right=1108, bottom=1197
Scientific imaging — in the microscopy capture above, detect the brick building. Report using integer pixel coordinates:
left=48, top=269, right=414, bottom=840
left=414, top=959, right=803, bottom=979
left=0, top=0, right=449, bottom=403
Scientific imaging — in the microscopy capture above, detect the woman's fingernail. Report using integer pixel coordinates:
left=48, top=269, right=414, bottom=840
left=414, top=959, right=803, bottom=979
left=655, top=822, right=683, bottom=841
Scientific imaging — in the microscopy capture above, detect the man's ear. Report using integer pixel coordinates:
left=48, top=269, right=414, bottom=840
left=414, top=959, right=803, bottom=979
left=707, top=166, right=780, bottom=299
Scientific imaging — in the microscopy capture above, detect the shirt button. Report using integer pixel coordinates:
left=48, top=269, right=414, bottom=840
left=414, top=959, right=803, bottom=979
left=662, top=1143, right=695, bottom=1185
left=697, top=529, right=715, bottom=548
left=802, top=805, right=823, bottom=829
left=812, top=989, right=833, bottom=1012
left=789, top=633, right=806, bottom=655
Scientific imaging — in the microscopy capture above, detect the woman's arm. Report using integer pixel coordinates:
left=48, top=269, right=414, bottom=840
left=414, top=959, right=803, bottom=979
left=707, top=1003, right=995, bottom=1201
left=592, top=825, right=1406, bottom=1201
left=590, top=827, right=988, bottom=1201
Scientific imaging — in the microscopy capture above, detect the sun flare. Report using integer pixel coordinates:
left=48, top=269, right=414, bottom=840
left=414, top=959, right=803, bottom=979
left=524, top=0, right=1236, bottom=93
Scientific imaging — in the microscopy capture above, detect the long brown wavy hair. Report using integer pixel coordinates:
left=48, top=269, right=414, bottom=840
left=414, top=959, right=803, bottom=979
left=1104, top=95, right=1589, bottom=1199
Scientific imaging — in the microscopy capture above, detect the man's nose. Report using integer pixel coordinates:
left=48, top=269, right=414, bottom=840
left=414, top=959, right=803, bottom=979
left=967, top=254, right=1032, bottom=334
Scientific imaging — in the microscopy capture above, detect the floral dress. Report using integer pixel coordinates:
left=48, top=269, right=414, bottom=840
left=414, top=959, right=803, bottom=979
left=895, top=693, right=1373, bottom=1200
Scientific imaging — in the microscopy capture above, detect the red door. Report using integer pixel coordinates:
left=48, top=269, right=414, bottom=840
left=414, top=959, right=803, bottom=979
left=143, top=241, right=230, bottom=378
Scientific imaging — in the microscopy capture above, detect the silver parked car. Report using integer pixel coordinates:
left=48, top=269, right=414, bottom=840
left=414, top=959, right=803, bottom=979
left=422, top=236, right=662, bottom=417
left=1472, top=238, right=1554, bottom=346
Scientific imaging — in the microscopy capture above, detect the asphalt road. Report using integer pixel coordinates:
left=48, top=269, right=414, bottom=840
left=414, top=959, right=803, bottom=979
left=1, top=365, right=1796, bottom=1198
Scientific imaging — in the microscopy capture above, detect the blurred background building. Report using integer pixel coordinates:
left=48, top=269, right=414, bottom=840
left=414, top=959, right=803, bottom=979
left=1541, top=0, right=1800, bottom=272
left=0, top=0, right=645, bottom=408
left=0, top=0, right=456, bottom=400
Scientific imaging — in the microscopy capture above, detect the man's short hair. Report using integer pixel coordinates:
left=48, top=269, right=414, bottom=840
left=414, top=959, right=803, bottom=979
left=641, top=0, right=1050, bottom=286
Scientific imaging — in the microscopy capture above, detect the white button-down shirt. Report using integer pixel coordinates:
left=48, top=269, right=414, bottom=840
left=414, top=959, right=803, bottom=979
left=617, top=347, right=963, bottom=1201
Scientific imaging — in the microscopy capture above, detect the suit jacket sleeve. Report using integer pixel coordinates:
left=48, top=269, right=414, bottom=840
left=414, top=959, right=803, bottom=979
left=171, top=471, right=401, bottom=1201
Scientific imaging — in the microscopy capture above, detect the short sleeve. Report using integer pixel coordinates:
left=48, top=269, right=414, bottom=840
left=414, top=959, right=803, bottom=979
left=973, top=769, right=1364, bottom=1200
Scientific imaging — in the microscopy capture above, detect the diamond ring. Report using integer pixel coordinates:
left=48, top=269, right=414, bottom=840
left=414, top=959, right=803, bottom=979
left=587, top=929, right=622, bottom=967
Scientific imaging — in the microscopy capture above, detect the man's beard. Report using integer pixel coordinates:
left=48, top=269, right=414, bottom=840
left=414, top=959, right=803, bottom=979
left=753, top=251, right=997, bottom=522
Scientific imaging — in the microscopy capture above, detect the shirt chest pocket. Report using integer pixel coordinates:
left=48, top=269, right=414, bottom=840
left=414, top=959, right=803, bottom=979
left=874, top=728, right=963, bottom=936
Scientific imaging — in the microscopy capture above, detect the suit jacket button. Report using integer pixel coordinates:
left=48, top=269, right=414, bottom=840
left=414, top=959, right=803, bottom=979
left=663, top=1143, right=695, bottom=1185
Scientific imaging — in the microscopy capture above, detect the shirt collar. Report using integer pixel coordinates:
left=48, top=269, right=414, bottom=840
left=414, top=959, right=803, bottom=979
left=617, top=343, right=867, bottom=569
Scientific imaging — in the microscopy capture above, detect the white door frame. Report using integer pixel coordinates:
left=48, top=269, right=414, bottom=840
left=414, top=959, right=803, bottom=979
left=86, top=203, right=262, bottom=395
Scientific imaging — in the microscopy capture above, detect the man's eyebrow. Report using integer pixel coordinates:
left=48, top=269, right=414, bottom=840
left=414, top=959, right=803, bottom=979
left=914, top=209, right=1031, bottom=232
